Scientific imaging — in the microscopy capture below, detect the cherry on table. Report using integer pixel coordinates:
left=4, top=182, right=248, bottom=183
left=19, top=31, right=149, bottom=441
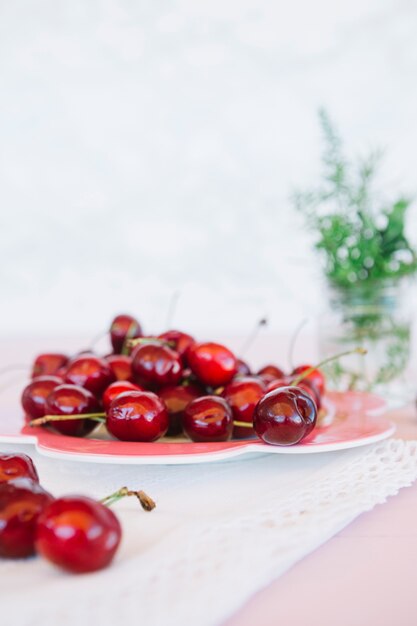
left=21, top=375, right=63, bottom=421
left=183, top=396, right=233, bottom=442
left=159, top=383, right=202, bottom=436
left=187, top=342, right=237, bottom=387
left=157, top=330, right=195, bottom=364
left=102, top=380, right=144, bottom=412
left=35, top=495, right=121, bottom=573
left=131, top=341, right=182, bottom=388
left=222, top=376, right=265, bottom=438
left=64, top=356, right=115, bottom=397
left=105, top=354, right=133, bottom=381
left=0, top=453, right=39, bottom=484
left=253, top=386, right=317, bottom=446
left=0, top=477, right=53, bottom=558
left=44, top=384, right=100, bottom=437
left=31, top=353, right=69, bottom=378
left=106, top=391, right=169, bottom=442
left=110, top=314, right=143, bottom=354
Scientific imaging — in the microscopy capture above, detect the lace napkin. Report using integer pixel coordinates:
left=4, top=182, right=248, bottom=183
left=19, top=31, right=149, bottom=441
left=1, top=438, right=417, bottom=626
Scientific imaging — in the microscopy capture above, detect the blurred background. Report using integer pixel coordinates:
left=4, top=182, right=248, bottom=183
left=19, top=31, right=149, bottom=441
left=1, top=0, right=416, bottom=346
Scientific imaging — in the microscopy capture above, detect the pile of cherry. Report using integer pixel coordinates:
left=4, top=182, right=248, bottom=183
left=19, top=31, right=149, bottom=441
left=0, top=451, right=154, bottom=571
left=21, top=314, right=326, bottom=447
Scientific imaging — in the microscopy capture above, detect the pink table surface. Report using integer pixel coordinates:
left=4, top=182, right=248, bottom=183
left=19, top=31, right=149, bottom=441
left=226, top=402, right=417, bottom=626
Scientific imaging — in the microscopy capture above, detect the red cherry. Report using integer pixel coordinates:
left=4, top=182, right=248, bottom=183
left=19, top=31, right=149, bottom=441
left=21, top=375, right=63, bottom=420
left=106, top=391, right=169, bottom=442
left=257, top=365, right=285, bottom=381
left=0, top=477, right=53, bottom=558
left=64, top=356, right=115, bottom=397
left=105, top=354, right=133, bottom=381
left=131, top=342, right=182, bottom=388
left=222, top=377, right=265, bottom=438
left=236, top=359, right=251, bottom=376
left=0, top=453, right=39, bottom=484
left=266, top=377, right=321, bottom=411
left=102, top=381, right=144, bottom=412
left=31, top=353, right=69, bottom=378
left=158, top=384, right=202, bottom=436
left=253, top=386, right=317, bottom=446
left=291, top=364, right=326, bottom=396
left=265, top=376, right=292, bottom=392
left=35, top=496, right=121, bottom=573
left=157, top=330, right=195, bottom=364
left=187, top=343, right=237, bottom=387
left=183, top=396, right=233, bottom=442
left=110, top=314, right=143, bottom=354
left=44, top=384, right=100, bottom=437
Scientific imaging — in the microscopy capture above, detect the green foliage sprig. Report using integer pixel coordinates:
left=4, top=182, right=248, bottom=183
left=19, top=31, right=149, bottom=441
left=294, top=110, right=417, bottom=290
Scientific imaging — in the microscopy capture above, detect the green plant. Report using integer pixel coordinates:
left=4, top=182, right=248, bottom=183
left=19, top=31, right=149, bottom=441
left=294, top=109, right=417, bottom=289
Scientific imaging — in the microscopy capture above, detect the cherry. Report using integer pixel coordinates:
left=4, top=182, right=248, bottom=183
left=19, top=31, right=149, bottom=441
left=291, top=364, right=325, bottom=396
left=35, top=496, right=121, bottom=573
left=44, top=384, right=100, bottom=436
left=0, top=477, right=53, bottom=558
left=110, top=314, right=143, bottom=354
left=64, top=356, right=115, bottom=397
left=187, top=343, right=237, bottom=387
left=106, top=391, right=169, bottom=442
left=183, top=396, right=233, bottom=442
left=102, top=381, right=144, bottom=412
left=105, top=354, right=133, bottom=381
left=31, top=353, right=69, bottom=378
left=257, top=365, right=285, bottom=381
left=158, top=330, right=195, bottom=364
left=158, top=383, right=202, bottom=436
left=253, top=386, right=317, bottom=446
left=0, top=453, right=39, bottom=484
left=21, top=375, right=63, bottom=420
left=131, top=342, right=182, bottom=388
left=266, top=376, right=321, bottom=411
left=222, top=377, right=265, bottom=438
left=236, top=359, right=251, bottom=376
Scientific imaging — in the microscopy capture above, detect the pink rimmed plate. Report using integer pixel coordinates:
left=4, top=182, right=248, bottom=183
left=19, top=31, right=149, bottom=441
left=0, top=392, right=394, bottom=465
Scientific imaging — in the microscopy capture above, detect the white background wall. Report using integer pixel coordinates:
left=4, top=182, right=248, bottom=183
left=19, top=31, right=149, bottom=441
left=1, top=0, right=417, bottom=339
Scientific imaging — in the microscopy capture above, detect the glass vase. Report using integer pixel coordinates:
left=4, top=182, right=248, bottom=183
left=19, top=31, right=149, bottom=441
left=318, top=281, right=414, bottom=406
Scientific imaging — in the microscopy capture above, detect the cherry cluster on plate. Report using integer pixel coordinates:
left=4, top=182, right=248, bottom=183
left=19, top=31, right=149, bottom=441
left=21, top=314, right=326, bottom=447
left=0, top=451, right=154, bottom=571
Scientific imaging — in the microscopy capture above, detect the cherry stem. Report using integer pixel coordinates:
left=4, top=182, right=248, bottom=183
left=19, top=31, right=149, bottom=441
left=121, top=321, right=141, bottom=356
left=233, top=420, right=253, bottom=428
left=239, top=317, right=268, bottom=357
left=288, top=317, right=310, bottom=370
left=291, top=347, right=367, bottom=387
left=100, top=487, right=156, bottom=512
left=166, top=289, right=181, bottom=328
left=29, top=413, right=106, bottom=427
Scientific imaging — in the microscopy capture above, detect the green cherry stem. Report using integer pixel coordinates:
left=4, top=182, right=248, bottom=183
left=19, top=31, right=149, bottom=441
left=233, top=420, right=253, bottom=428
left=291, top=347, right=367, bottom=387
left=100, top=487, right=156, bottom=511
left=29, top=413, right=106, bottom=427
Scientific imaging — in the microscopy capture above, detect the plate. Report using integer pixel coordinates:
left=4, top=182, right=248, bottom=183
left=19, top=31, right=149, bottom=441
left=0, top=391, right=394, bottom=464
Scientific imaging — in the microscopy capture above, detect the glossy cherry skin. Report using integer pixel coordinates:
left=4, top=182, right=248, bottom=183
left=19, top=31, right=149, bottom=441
left=183, top=396, right=233, bottom=442
left=158, top=383, right=202, bottom=436
left=105, top=354, right=133, bottom=382
left=21, top=375, right=63, bottom=421
left=0, top=453, right=39, bottom=484
left=291, top=365, right=326, bottom=396
left=44, top=384, right=100, bottom=437
left=131, top=342, right=182, bottom=388
left=64, top=356, right=115, bottom=397
left=102, top=381, right=144, bottom=412
left=266, top=377, right=321, bottom=411
left=222, top=377, right=265, bottom=438
left=157, top=330, right=195, bottom=364
left=35, top=496, right=121, bottom=573
left=253, top=386, right=317, bottom=446
left=257, top=365, right=285, bottom=382
left=187, top=343, right=237, bottom=388
left=106, top=391, right=169, bottom=442
left=236, top=359, right=251, bottom=376
left=0, top=477, right=54, bottom=558
left=110, top=314, right=143, bottom=354
left=31, top=353, right=69, bottom=378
